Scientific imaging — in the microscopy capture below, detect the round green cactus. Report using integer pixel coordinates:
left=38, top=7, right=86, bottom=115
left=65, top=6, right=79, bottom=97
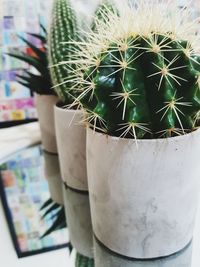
left=75, top=253, right=94, bottom=267
left=66, top=1, right=200, bottom=139
left=48, top=0, right=78, bottom=104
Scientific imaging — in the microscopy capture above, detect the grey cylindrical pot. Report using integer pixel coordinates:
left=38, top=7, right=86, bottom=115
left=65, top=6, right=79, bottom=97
left=63, top=185, right=93, bottom=258
left=35, top=94, right=58, bottom=153
left=87, top=127, right=200, bottom=259
left=94, top=239, right=192, bottom=267
left=43, top=151, right=63, bottom=205
left=54, top=105, right=88, bottom=191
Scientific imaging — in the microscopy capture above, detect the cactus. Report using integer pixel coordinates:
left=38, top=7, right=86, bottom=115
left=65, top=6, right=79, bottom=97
left=91, top=0, right=119, bottom=32
left=48, top=0, right=118, bottom=105
left=48, top=0, right=78, bottom=104
left=66, top=1, right=200, bottom=139
left=75, top=253, right=94, bottom=267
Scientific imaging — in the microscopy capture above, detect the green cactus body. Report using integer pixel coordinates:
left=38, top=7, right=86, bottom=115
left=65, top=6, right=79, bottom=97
left=75, top=253, right=94, bottom=267
left=48, top=0, right=78, bottom=104
left=91, top=0, right=119, bottom=32
left=65, top=1, right=200, bottom=139
left=77, top=30, right=200, bottom=139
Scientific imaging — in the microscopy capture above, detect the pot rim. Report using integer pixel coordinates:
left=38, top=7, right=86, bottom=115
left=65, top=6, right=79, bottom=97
left=87, top=126, right=200, bottom=144
left=55, top=102, right=82, bottom=114
left=34, top=92, right=58, bottom=98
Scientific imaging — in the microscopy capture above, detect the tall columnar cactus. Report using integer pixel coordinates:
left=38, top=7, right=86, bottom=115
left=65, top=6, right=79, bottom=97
left=48, top=0, right=118, bottom=105
left=66, top=1, right=200, bottom=139
left=48, top=0, right=78, bottom=104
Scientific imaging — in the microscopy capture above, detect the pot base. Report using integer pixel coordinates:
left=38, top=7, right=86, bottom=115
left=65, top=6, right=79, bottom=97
left=44, top=151, right=63, bottom=205
left=62, top=184, right=93, bottom=258
left=64, top=183, right=89, bottom=195
left=94, top=237, right=193, bottom=267
left=94, top=234, right=192, bottom=261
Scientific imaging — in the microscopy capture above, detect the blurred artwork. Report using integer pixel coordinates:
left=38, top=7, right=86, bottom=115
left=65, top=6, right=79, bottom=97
left=0, top=0, right=53, bottom=122
left=0, top=146, right=68, bottom=257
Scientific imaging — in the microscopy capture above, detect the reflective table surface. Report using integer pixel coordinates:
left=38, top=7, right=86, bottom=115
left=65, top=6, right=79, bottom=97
left=1, top=145, right=200, bottom=267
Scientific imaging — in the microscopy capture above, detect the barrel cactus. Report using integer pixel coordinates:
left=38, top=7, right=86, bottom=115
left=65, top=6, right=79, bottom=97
left=48, top=0, right=78, bottom=104
left=65, top=0, right=200, bottom=139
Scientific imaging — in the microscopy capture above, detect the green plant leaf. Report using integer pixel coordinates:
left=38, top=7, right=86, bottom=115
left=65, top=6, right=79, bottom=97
left=27, top=33, right=47, bottom=43
left=41, top=202, right=61, bottom=219
left=6, top=25, right=54, bottom=96
left=7, top=52, right=46, bottom=74
left=41, top=208, right=67, bottom=238
left=40, top=23, right=47, bottom=35
left=17, top=35, right=47, bottom=63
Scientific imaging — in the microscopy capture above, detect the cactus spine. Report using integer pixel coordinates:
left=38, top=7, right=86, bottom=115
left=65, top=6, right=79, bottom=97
left=48, top=0, right=78, bottom=104
left=67, top=1, right=200, bottom=139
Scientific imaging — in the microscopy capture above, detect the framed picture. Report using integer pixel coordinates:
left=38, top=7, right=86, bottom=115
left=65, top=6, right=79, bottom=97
left=0, top=145, right=69, bottom=258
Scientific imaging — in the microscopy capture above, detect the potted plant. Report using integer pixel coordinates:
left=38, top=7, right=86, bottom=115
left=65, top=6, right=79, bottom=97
left=7, top=26, right=63, bottom=205
left=63, top=187, right=93, bottom=258
left=49, top=0, right=118, bottom=191
left=8, top=25, right=58, bottom=154
left=48, top=0, right=91, bottom=259
left=66, top=0, right=200, bottom=259
left=48, top=0, right=118, bottom=260
left=48, top=0, right=88, bottom=191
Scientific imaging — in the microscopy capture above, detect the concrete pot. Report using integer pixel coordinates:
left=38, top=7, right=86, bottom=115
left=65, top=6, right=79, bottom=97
left=54, top=105, right=87, bottom=191
left=35, top=94, right=58, bottom=153
left=63, top=185, right=93, bottom=258
left=94, top=239, right=192, bottom=267
left=43, top=151, right=63, bottom=205
left=87, top=128, right=200, bottom=259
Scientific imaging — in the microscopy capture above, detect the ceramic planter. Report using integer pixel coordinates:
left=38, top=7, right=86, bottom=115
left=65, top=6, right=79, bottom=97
left=87, top=127, right=200, bottom=259
left=63, top=185, right=93, bottom=258
left=35, top=94, right=58, bottom=153
left=54, top=105, right=87, bottom=191
left=94, top=239, right=192, bottom=267
left=43, top=151, right=63, bottom=205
